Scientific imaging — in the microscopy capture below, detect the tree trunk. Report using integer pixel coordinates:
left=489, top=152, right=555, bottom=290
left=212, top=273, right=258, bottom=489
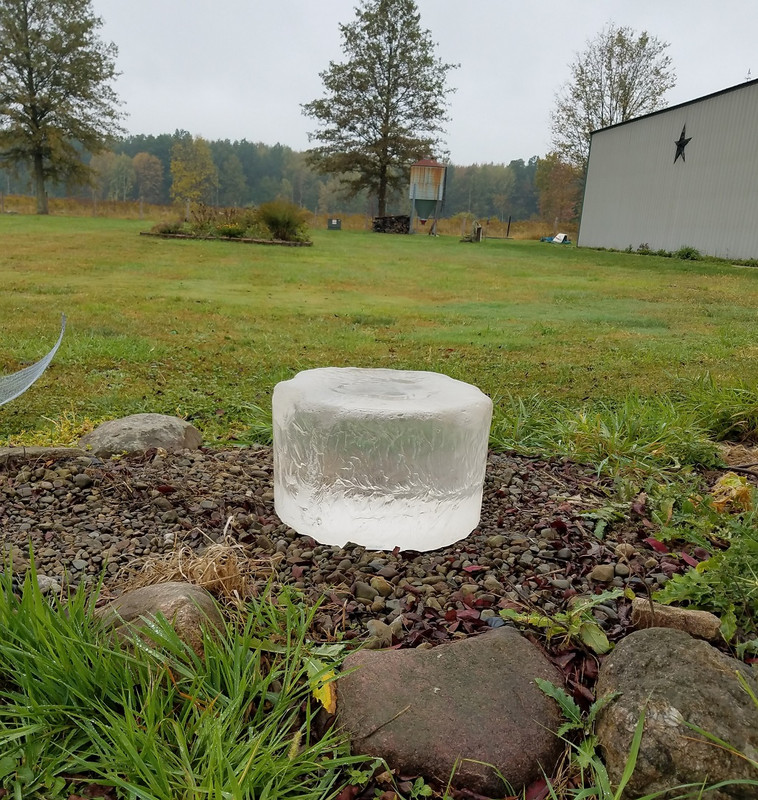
left=33, top=152, right=48, bottom=215
left=377, top=164, right=388, bottom=217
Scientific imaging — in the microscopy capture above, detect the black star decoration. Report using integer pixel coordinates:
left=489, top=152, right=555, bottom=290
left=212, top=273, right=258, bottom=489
left=674, top=125, right=692, bottom=163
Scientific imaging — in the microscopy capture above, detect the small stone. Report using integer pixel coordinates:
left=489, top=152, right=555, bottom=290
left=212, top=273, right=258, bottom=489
left=614, top=543, right=637, bottom=559
left=36, top=575, right=61, bottom=594
left=364, top=619, right=394, bottom=649
left=353, top=581, right=376, bottom=602
left=614, top=563, right=631, bottom=577
left=255, top=535, right=275, bottom=553
left=377, top=565, right=398, bottom=580
left=370, top=576, right=394, bottom=598
left=72, top=473, right=93, bottom=488
left=486, top=535, right=505, bottom=548
left=631, top=598, right=721, bottom=641
left=460, top=583, right=480, bottom=596
left=588, top=564, right=615, bottom=583
left=484, top=576, right=505, bottom=593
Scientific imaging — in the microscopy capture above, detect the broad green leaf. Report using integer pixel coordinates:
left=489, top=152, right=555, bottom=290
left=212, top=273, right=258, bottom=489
left=579, top=621, right=612, bottom=654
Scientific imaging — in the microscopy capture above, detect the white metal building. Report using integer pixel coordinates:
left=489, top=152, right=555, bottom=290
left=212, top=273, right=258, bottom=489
left=578, top=78, right=758, bottom=260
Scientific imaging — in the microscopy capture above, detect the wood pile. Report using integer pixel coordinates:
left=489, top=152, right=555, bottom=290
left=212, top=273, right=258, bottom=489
left=372, top=215, right=410, bottom=234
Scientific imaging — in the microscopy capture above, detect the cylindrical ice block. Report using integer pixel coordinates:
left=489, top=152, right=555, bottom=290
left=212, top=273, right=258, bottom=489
left=272, top=367, right=493, bottom=551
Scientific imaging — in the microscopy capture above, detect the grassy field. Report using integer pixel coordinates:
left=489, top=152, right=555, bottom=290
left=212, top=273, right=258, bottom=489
left=3, top=213, right=758, bottom=447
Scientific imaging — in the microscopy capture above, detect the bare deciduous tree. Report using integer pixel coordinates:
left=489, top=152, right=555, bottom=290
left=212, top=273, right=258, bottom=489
left=551, top=23, right=676, bottom=169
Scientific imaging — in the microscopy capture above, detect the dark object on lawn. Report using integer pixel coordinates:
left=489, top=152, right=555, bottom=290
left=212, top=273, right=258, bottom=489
left=373, top=215, right=410, bottom=234
left=0, top=314, right=66, bottom=406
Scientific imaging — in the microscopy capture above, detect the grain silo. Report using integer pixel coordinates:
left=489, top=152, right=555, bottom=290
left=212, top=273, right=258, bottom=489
left=409, top=158, right=446, bottom=234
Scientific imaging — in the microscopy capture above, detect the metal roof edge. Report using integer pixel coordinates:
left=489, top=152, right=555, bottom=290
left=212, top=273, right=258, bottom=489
left=589, top=76, right=758, bottom=137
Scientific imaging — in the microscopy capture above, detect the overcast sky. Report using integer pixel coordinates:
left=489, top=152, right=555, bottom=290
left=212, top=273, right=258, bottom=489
left=91, top=0, right=756, bottom=166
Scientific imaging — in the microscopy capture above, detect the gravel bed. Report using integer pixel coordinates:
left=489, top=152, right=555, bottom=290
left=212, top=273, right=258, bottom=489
left=0, top=446, right=687, bottom=644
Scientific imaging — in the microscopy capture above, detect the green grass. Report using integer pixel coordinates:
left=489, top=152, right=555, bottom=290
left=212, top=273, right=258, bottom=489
left=4, top=214, right=758, bottom=448
left=0, top=565, right=364, bottom=799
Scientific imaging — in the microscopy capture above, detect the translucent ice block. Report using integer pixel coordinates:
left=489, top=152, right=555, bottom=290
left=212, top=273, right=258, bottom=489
left=273, top=367, right=493, bottom=551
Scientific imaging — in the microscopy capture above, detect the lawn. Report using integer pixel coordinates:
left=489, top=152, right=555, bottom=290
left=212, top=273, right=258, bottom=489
left=3, top=213, right=758, bottom=446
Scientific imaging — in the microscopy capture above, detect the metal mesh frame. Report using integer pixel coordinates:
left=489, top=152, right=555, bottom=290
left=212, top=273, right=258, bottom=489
left=0, top=314, right=67, bottom=407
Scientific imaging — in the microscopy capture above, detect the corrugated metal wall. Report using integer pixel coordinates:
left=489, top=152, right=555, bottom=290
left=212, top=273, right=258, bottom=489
left=578, top=81, right=758, bottom=260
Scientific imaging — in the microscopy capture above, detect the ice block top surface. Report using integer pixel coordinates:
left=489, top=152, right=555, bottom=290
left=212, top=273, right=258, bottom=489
left=277, top=367, right=491, bottom=415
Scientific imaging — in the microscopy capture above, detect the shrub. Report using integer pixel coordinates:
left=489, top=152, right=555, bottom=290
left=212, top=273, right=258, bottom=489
left=255, top=199, right=311, bottom=242
left=674, top=245, right=702, bottom=261
left=150, top=219, right=185, bottom=235
left=215, top=222, right=245, bottom=238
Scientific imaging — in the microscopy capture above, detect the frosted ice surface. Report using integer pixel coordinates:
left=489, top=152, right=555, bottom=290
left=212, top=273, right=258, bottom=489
left=273, top=368, right=493, bottom=551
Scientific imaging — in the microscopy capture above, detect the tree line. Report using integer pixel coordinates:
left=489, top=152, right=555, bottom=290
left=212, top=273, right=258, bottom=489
left=0, top=132, right=546, bottom=221
left=0, top=0, right=673, bottom=227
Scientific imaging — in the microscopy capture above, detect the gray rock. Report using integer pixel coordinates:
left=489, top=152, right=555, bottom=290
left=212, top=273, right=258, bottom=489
left=73, top=473, right=93, bottom=489
left=79, top=414, right=202, bottom=457
left=95, top=581, right=224, bottom=657
left=336, top=627, right=564, bottom=796
left=364, top=619, right=394, bottom=649
left=353, top=581, right=375, bottom=602
left=36, top=575, right=62, bottom=595
left=596, top=628, right=758, bottom=799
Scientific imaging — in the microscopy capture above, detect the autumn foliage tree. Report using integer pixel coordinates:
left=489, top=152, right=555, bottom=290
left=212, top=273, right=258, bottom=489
left=0, top=0, right=122, bottom=213
left=170, top=135, right=218, bottom=208
left=302, top=0, right=457, bottom=217
left=535, top=152, right=582, bottom=228
left=551, top=23, right=676, bottom=169
left=132, top=152, right=163, bottom=203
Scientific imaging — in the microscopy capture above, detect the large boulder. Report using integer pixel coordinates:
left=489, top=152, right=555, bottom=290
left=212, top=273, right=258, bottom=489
left=596, top=628, right=758, bottom=799
left=336, top=627, right=564, bottom=797
left=79, top=413, right=202, bottom=457
left=95, top=581, right=224, bottom=657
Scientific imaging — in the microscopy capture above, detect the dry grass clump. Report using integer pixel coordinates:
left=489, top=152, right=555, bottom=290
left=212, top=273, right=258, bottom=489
left=118, top=521, right=279, bottom=603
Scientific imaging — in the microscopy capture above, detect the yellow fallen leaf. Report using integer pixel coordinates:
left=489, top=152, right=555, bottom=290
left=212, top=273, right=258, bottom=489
left=711, top=472, right=753, bottom=513
left=312, top=671, right=337, bottom=714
